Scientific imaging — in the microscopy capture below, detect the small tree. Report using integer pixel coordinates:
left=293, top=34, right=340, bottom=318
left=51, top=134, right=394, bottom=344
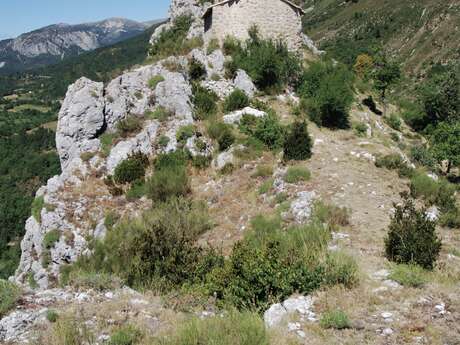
left=429, top=121, right=460, bottom=173
left=373, top=56, right=401, bottom=115
left=283, top=121, right=312, bottom=161
left=385, top=193, right=441, bottom=270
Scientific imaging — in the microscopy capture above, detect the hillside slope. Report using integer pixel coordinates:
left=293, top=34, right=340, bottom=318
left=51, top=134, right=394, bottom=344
left=302, top=0, right=460, bottom=76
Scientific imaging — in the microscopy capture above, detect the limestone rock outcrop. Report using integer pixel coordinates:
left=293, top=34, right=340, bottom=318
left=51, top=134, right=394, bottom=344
left=56, top=77, right=104, bottom=170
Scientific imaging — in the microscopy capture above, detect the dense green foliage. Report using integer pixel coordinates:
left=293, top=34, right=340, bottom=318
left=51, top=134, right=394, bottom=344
left=283, top=121, right=313, bottom=161
left=320, top=310, right=351, bottom=330
left=192, top=84, right=218, bottom=120
left=0, top=128, right=60, bottom=278
left=0, top=280, right=20, bottom=317
left=284, top=166, right=311, bottom=184
left=113, top=152, right=149, bottom=185
left=223, top=89, right=250, bottom=113
left=385, top=193, right=441, bottom=269
left=429, top=121, right=460, bottom=173
left=298, top=61, right=355, bottom=129
left=227, top=28, right=301, bottom=92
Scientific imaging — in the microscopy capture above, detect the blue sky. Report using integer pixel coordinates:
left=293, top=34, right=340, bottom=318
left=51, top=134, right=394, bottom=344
left=0, top=0, right=170, bottom=40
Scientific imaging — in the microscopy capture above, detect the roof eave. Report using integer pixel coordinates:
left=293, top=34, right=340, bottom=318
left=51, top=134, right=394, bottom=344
left=202, top=0, right=305, bottom=18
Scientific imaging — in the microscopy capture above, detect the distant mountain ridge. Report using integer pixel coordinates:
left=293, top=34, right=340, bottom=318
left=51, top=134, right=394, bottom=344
left=0, top=18, right=153, bottom=74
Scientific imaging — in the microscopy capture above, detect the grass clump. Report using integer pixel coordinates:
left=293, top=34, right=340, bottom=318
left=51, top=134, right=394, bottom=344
left=323, top=251, right=359, bottom=288
left=320, top=310, right=351, bottom=330
left=313, top=201, right=350, bottom=231
left=151, top=311, right=269, bottom=345
left=146, top=151, right=190, bottom=202
left=43, top=229, right=60, bottom=249
left=176, top=125, right=196, bottom=144
left=192, top=84, right=218, bottom=121
left=46, top=316, right=94, bottom=345
left=189, top=57, right=207, bottom=81
left=0, top=279, right=20, bottom=317
left=113, top=152, right=149, bottom=185
left=108, top=325, right=142, bottom=345
left=31, top=195, right=45, bottom=222
left=258, top=178, right=274, bottom=195
left=63, top=269, right=122, bottom=291
left=100, top=132, right=117, bottom=156
left=147, top=106, right=173, bottom=122
left=148, top=75, right=165, bottom=90
left=284, top=166, right=311, bottom=184
left=385, top=114, right=402, bottom=130
left=252, top=165, right=273, bottom=178
left=207, top=122, right=235, bottom=151
left=389, top=264, right=429, bottom=288
left=223, top=89, right=250, bottom=112
left=116, top=116, right=143, bottom=138
left=46, top=309, right=59, bottom=323
left=385, top=193, right=441, bottom=270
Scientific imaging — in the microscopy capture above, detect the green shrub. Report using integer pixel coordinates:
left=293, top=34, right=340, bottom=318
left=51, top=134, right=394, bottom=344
left=312, top=201, right=350, bottom=231
left=46, top=309, right=59, bottom=323
left=0, top=279, right=20, bottom=317
left=151, top=312, right=269, bottom=345
left=204, top=216, right=327, bottom=311
left=284, top=166, right=311, bottom=184
left=220, top=163, right=235, bottom=175
left=176, top=125, right=196, bottom=144
left=117, top=116, right=143, bottom=138
left=229, top=29, right=302, bottom=91
left=323, top=251, right=359, bottom=288
left=192, top=155, right=212, bottom=169
left=126, top=180, right=147, bottom=200
left=354, top=122, right=368, bottom=137
left=375, top=154, right=405, bottom=170
left=258, top=178, right=274, bottom=195
left=253, top=113, right=285, bottom=150
left=148, top=106, right=172, bottom=122
left=148, top=75, right=165, bottom=90
left=43, top=229, right=60, bottom=249
left=385, top=114, right=402, bottom=131
left=222, top=36, right=241, bottom=56
left=207, top=122, right=235, bottom=151
left=47, top=316, right=94, bottom=345
left=149, top=15, right=194, bottom=59
left=147, top=152, right=190, bottom=202
left=252, top=165, right=273, bottom=178
left=109, top=325, right=142, bottom=345
left=439, top=210, right=460, bottom=229
left=389, top=264, right=429, bottom=288
left=192, top=84, right=218, bottom=120
left=157, top=135, right=170, bottom=148
left=32, top=195, right=45, bottom=222
left=189, top=57, right=207, bottom=81
left=385, top=193, right=441, bottom=270
left=206, top=38, right=220, bottom=54
left=80, top=151, right=96, bottom=162
left=320, top=310, right=351, bottom=330
left=223, top=89, right=250, bottom=112
left=283, top=121, right=312, bottom=161
left=100, top=132, right=117, bottom=156
left=104, top=211, right=120, bottom=231
left=298, top=61, right=354, bottom=129
left=410, top=145, right=436, bottom=169
left=113, top=152, right=149, bottom=184
left=65, top=270, right=123, bottom=291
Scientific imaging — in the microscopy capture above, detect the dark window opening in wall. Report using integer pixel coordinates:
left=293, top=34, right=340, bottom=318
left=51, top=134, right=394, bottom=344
left=204, top=9, right=213, bottom=32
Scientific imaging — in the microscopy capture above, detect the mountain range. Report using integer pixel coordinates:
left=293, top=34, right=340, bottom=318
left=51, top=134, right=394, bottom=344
left=0, top=18, right=163, bottom=74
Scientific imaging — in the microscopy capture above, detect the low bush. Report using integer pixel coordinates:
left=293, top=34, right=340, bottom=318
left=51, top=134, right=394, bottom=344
left=283, top=121, right=312, bottom=161
left=320, top=310, right=351, bottom=330
left=313, top=201, right=350, bottom=231
left=204, top=216, right=329, bottom=311
left=323, top=251, right=359, bottom=288
left=192, top=84, right=218, bottom=121
left=125, top=180, right=147, bottom=200
left=410, top=145, right=436, bottom=169
left=64, top=269, right=122, bottom=291
left=229, top=28, right=302, bottom=91
left=146, top=166, right=190, bottom=202
left=148, top=106, right=172, bottom=122
left=109, top=325, right=142, bottom=345
left=116, top=116, right=143, bottom=138
left=43, top=229, right=60, bottom=249
left=223, top=89, right=250, bottom=112
left=385, top=193, right=441, bottom=270
left=385, top=114, right=402, bottom=131
left=31, top=196, right=45, bottom=222
left=375, top=154, right=405, bottom=170
left=151, top=311, right=269, bottom=345
left=46, top=316, right=94, bottom=345
left=113, top=152, right=149, bottom=185
left=100, top=132, right=116, bottom=156
left=207, top=122, right=235, bottom=151
left=284, top=166, right=311, bottom=183
left=46, top=310, right=59, bottom=323
left=189, top=57, right=207, bottom=81
left=176, top=125, right=196, bottom=144
left=252, top=113, right=285, bottom=150
left=0, top=279, right=20, bottom=317
left=389, top=264, right=429, bottom=288
left=252, top=165, right=273, bottom=178
left=258, top=178, right=274, bottom=195
left=298, top=61, right=354, bottom=129
left=354, top=122, right=368, bottom=137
